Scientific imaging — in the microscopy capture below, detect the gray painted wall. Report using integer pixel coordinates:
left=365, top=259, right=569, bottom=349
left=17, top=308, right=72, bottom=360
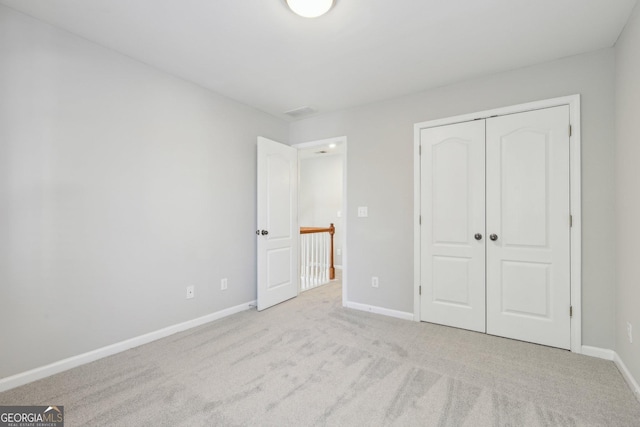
left=290, top=49, right=617, bottom=350
left=0, top=6, right=287, bottom=379
left=615, top=1, right=640, bottom=389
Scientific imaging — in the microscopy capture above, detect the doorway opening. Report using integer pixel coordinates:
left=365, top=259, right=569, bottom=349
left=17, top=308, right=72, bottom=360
left=294, top=137, right=348, bottom=306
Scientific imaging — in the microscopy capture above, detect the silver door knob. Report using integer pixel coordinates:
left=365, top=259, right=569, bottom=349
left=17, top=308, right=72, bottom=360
left=474, top=233, right=482, bottom=241
left=261, top=230, right=269, bottom=236
left=489, top=234, right=498, bottom=241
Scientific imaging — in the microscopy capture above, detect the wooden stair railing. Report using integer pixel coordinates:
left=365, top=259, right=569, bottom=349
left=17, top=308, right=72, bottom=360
left=300, top=224, right=335, bottom=288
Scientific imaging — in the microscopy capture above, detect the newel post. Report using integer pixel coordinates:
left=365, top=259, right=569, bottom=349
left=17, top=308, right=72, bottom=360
left=329, top=223, right=335, bottom=280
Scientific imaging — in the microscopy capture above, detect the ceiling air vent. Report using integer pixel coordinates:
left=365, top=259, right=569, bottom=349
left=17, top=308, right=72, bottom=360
left=284, top=106, right=316, bottom=118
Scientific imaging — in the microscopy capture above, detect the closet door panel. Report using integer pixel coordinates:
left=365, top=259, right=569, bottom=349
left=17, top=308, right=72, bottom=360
left=420, top=121, right=486, bottom=333
left=486, top=106, right=571, bottom=349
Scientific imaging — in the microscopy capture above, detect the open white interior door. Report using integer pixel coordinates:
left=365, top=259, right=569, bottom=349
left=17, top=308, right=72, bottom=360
left=257, top=137, right=298, bottom=311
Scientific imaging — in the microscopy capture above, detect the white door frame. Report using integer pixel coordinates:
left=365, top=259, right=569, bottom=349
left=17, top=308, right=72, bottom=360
left=293, top=136, right=348, bottom=307
left=413, top=95, right=582, bottom=353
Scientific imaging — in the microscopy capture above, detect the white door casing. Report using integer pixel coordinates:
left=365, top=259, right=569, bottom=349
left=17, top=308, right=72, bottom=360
left=486, top=106, right=571, bottom=349
left=257, top=137, right=298, bottom=311
left=420, top=121, right=486, bottom=333
left=415, top=97, right=579, bottom=351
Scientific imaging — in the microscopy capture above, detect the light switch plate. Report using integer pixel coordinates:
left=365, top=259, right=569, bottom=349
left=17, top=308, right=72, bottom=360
left=357, top=206, right=368, bottom=217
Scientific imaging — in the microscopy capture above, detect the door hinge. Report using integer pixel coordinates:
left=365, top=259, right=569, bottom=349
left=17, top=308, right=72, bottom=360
left=419, top=215, right=422, bottom=225
left=570, top=306, right=573, bottom=317
left=570, top=215, right=573, bottom=227
left=419, top=145, right=422, bottom=155
left=419, top=286, right=422, bottom=295
left=569, top=125, right=572, bottom=137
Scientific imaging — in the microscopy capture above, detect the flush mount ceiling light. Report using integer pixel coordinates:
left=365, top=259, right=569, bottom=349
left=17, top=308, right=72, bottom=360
left=286, top=0, right=334, bottom=18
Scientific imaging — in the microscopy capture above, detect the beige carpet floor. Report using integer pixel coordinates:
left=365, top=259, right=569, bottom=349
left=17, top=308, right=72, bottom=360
left=1, top=279, right=639, bottom=426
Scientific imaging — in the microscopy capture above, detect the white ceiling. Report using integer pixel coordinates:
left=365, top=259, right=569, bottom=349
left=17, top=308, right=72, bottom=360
left=1, top=0, right=637, bottom=120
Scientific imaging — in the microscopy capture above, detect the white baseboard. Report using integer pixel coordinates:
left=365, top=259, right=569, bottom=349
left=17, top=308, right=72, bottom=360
left=582, top=345, right=640, bottom=402
left=345, top=301, right=414, bottom=321
left=0, top=300, right=256, bottom=393
left=613, top=352, right=640, bottom=403
left=581, top=345, right=615, bottom=360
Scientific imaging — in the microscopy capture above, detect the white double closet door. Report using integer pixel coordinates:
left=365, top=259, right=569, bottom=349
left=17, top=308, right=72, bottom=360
left=420, top=106, right=571, bottom=349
